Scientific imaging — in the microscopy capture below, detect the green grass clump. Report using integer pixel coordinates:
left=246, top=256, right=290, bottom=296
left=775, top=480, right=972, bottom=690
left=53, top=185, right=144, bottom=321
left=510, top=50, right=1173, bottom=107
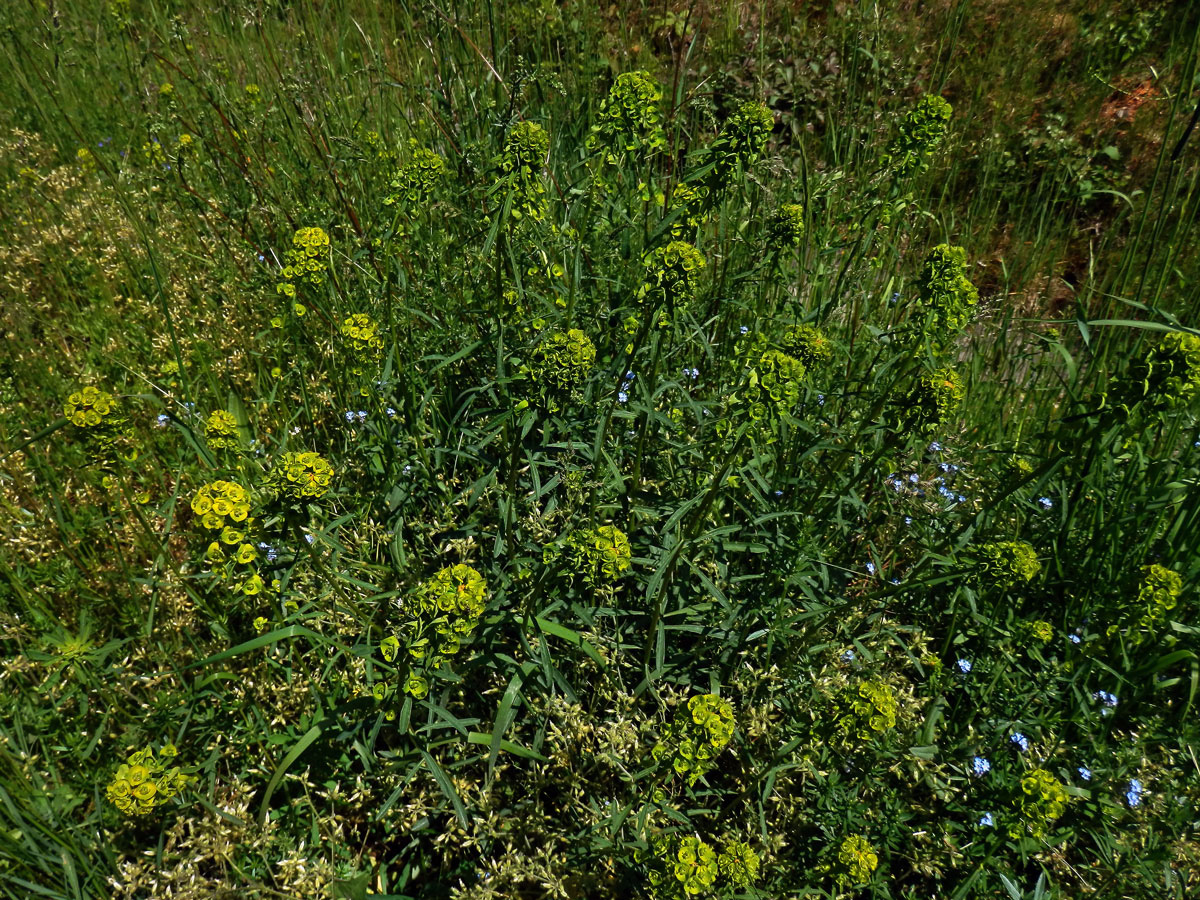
left=2, top=2, right=1200, bottom=899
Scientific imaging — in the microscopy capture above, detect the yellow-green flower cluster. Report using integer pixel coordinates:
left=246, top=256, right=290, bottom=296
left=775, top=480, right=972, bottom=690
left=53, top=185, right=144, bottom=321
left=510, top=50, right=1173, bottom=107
left=266, top=450, right=335, bottom=502
left=781, top=324, right=833, bottom=370
left=191, top=480, right=252, bottom=532
left=836, top=834, right=878, bottom=885
left=737, top=349, right=807, bottom=422
left=105, top=744, right=191, bottom=817
left=64, top=386, right=129, bottom=456
left=553, top=524, right=632, bottom=583
left=900, top=367, right=964, bottom=433
left=340, top=313, right=385, bottom=363
left=636, top=241, right=706, bottom=325
left=276, top=226, right=330, bottom=298
left=204, top=409, right=239, bottom=450
left=499, top=120, right=550, bottom=223
left=977, top=540, right=1041, bottom=588
left=651, top=693, right=735, bottom=787
left=837, top=680, right=898, bottom=740
left=912, top=244, right=979, bottom=354
left=766, top=202, right=805, bottom=248
left=386, top=564, right=489, bottom=698
left=592, top=71, right=665, bottom=153
left=1012, top=768, right=1069, bottom=838
left=384, top=141, right=446, bottom=210
left=666, top=182, right=708, bottom=238
left=1126, top=331, right=1200, bottom=411
left=204, top=534, right=265, bottom=597
left=1017, top=619, right=1054, bottom=644
left=528, top=328, right=597, bottom=396
left=643, top=833, right=760, bottom=899
left=1136, top=563, right=1182, bottom=631
left=884, top=94, right=953, bottom=177
left=716, top=840, right=761, bottom=888
left=705, top=100, right=773, bottom=187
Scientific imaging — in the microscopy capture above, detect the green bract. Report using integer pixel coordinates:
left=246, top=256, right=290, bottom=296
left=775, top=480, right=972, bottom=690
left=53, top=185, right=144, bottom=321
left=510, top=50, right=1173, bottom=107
left=204, top=409, right=239, bottom=450
left=705, top=100, right=773, bottom=187
left=976, top=540, right=1041, bottom=587
left=838, top=679, right=898, bottom=740
left=276, top=226, right=329, bottom=298
left=105, top=743, right=192, bottom=817
left=651, top=693, right=735, bottom=787
left=592, top=70, right=665, bottom=152
left=64, top=385, right=131, bottom=458
left=528, top=328, right=597, bottom=396
left=1012, top=768, right=1069, bottom=838
left=384, top=141, right=446, bottom=209
left=499, top=120, right=550, bottom=223
left=552, top=523, right=631, bottom=583
left=636, top=241, right=706, bottom=325
left=836, top=834, right=878, bottom=884
left=781, top=324, right=834, bottom=370
left=912, top=243, right=979, bottom=354
left=1126, top=331, right=1200, bottom=410
left=266, top=450, right=335, bottom=502
left=884, top=94, right=952, bottom=177
left=766, top=202, right=805, bottom=248
left=900, top=367, right=964, bottom=433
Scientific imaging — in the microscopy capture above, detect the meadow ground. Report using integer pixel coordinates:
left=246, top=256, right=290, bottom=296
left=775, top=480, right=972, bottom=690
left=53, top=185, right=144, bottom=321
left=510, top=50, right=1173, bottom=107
left=1, top=1, right=1200, bottom=898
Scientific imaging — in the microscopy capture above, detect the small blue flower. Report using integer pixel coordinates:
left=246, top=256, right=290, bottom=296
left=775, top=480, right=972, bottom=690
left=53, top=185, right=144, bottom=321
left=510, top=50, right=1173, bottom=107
left=345, top=411, right=357, bottom=423
left=957, top=659, right=972, bottom=674
left=1126, top=779, right=1143, bottom=808
left=1077, top=766, right=1092, bottom=781
left=957, top=494, right=967, bottom=503
left=256, top=542, right=279, bottom=563
left=1037, top=497, right=1053, bottom=510
left=865, top=562, right=876, bottom=575
left=972, top=756, right=991, bottom=776
left=904, top=516, right=912, bottom=525
left=841, top=650, right=856, bottom=663
left=1069, top=633, right=1082, bottom=644
left=155, top=413, right=169, bottom=427
left=683, top=366, right=699, bottom=380
left=929, top=441, right=943, bottom=452
left=889, top=291, right=900, bottom=306
left=1094, top=690, right=1118, bottom=708
left=386, top=407, right=397, bottom=418
left=739, top=326, right=749, bottom=335
left=618, top=391, right=629, bottom=403
left=257, top=253, right=266, bottom=262
left=773, top=490, right=783, bottom=497
left=305, top=533, right=315, bottom=545
left=978, top=813, right=994, bottom=827
left=817, top=394, right=825, bottom=406
left=1011, top=733, right=1030, bottom=752
left=624, top=370, right=635, bottom=382
left=908, top=473, right=919, bottom=484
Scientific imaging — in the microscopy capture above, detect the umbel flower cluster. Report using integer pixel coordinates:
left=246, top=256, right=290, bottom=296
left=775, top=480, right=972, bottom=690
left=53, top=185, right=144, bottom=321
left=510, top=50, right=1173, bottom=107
left=386, top=564, right=489, bottom=699
left=912, top=243, right=979, bottom=355
left=735, top=348, right=808, bottom=424
left=105, top=743, right=192, bottom=817
left=1012, top=767, right=1070, bottom=838
left=383, top=140, right=446, bottom=211
left=1125, top=330, right=1200, bottom=411
left=591, top=70, right=665, bottom=154
left=765, top=202, right=805, bottom=249
left=642, top=834, right=761, bottom=898
left=549, top=523, right=632, bottom=584
left=265, top=450, right=335, bottom=502
left=636, top=241, right=706, bottom=326
left=836, top=834, right=879, bottom=885
left=883, top=93, right=953, bottom=177
left=64, top=385, right=129, bottom=456
left=1110, top=563, right=1184, bottom=638
left=191, top=480, right=264, bottom=595
left=339, top=313, right=385, bottom=368
left=191, top=480, right=252, bottom=534
left=976, top=539, right=1041, bottom=587
left=837, top=679, right=899, bottom=740
left=499, top=120, right=550, bottom=223
left=651, top=693, right=736, bottom=787
left=203, top=409, right=239, bottom=450
left=704, top=100, right=774, bottom=189
left=781, top=324, right=833, bottom=370
left=899, top=366, right=964, bottom=433
left=527, top=328, right=597, bottom=399
left=276, top=225, right=330, bottom=298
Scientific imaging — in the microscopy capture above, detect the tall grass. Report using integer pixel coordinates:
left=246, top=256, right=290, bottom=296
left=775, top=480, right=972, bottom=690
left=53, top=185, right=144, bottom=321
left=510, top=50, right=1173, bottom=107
left=1, top=1, right=1199, bottom=899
